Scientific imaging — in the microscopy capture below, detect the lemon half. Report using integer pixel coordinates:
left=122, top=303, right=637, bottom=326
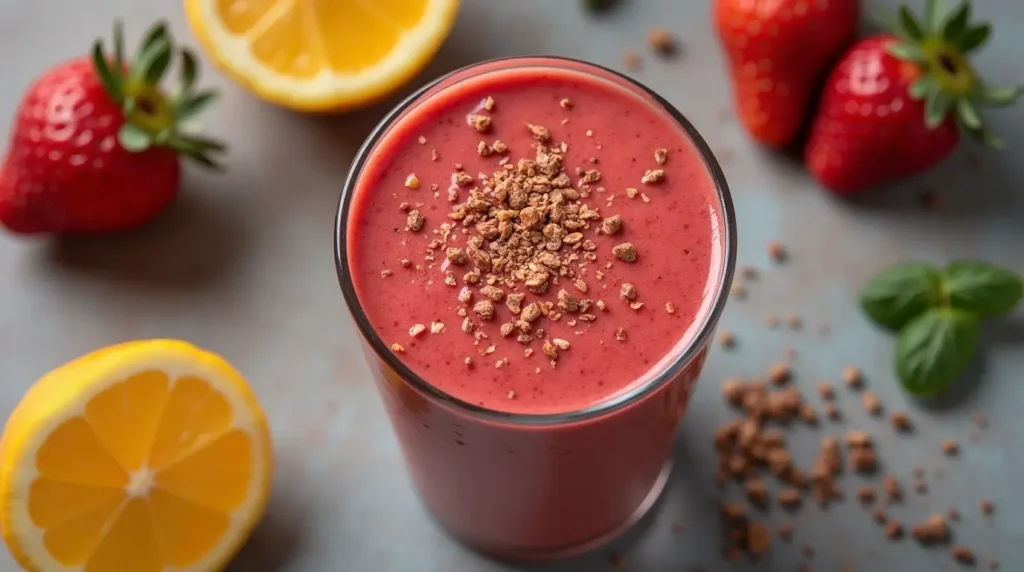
left=0, top=340, right=273, bottom=571
left=185, top=0, right=461, bottom=112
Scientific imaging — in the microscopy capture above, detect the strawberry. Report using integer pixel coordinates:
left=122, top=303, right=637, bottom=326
left=805, top=1, right=1022, bottom=194
left=0, top=22, right=224, bottom=234
left=714, top=0, right=860, bottom=148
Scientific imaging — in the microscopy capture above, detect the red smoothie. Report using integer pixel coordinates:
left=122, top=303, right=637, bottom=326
left=338, top=57, right=733, bottom=559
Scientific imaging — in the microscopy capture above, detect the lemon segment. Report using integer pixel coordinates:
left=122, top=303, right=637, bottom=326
left=0, top=340, right=273, bottom=572
left=186, top=0, right=461, bottom=111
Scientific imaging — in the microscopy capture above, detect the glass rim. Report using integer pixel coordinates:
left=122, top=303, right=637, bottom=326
left=333, top=55, right=737, bottom=427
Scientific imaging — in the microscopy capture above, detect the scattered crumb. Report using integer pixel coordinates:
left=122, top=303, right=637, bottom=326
left=559, top=98, right=573, bottom=109
left=842, top=366, right=863, bottom=388
left=883, top=476, right=902, bottom=501
left=622, top=50, right=642, bottom=70
left=873, top=508, right=888, bottom=524
left=857, top=486, right=876, bottom=505
left=390, top=343, right=405, bottom=352
left=641, top=169, right=665, bottom=184
left=768, top=241, right=787, bottom=262
left=769, top=362, right=791, bottom=385
left=778, top=522, right=793, bottom=542
left=980, top=499, right=994, bottom=516
left=647, top=27, right=678, bottom=55
left=665, top=302, right=676, bottom=314
left=825, top=402, right=841, bottom=421
left=818, top=382, right=835, bottom=400
left=942, top=440, right=959, bottom=456
left=948, top=508, right=961, bottom=521
left=912, top=514, right=949, bottom=543
left=886, top=520, right=903, bottom=539
left=973, top=411, right=989, bottom=429
left=765, top=314, right=781, bottom=328
left=469, top=114, right=492, bottom=133
left=787, top=315, right=802, bottom=329
left=730, top=282, right=746, bottom=299
left=890, top=411, right=912, bottom=432
left=654, top=148, right=668, bottom=165
left=952, top=545, right=975, bottom=565
left=404, top=173, right=420, bottom=189
left=740, top=265, right=758, bottom=280
left=719, top=330, right=736, bottom=348
left=862, top=391, right=881, bottom=415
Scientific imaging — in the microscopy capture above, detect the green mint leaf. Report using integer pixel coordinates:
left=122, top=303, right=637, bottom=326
left=896, top=308, right=979, bottom=396
left=860, top=263, right=943, bottom=331
left=117, top=123, right=152, bottom=152
left=944, top=260, right=1023, bottom=318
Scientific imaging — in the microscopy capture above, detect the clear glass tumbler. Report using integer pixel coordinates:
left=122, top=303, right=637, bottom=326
left=334, top=56, right=736, bottom=561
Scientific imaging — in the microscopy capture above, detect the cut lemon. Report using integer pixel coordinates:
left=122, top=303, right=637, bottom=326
left=184, top=0, right=461, bottom=112
left=0, top=340, right=272, bottom=572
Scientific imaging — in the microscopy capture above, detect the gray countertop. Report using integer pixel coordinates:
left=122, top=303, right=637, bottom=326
left=2, top=1, right=1023, bottom=570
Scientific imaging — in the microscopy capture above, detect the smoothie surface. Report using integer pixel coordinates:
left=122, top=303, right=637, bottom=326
left=347, top=65, right=724, bottom=414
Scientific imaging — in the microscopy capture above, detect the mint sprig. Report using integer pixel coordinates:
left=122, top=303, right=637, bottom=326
left=860, top=259, right=1023, bottom=396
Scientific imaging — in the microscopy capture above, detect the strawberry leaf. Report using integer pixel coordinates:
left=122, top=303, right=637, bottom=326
left=177, top=90, right=219, bottom=121
left=956, top=98, right=982, bottom=130
left=925, top=89, right=952, bottom=128
left=899, top=6, right=925, bottom=41
left=940, top=2, right=971, bottom=42
left=180, top=49, right=199, bottom=94
left=978, top=84, right=1023, bottom=107
left=118, top=123, right=152, bottom=152
left=909, top=76, right=937, bottom=100
left=958, top=24, right=992, bottom=53
left=113, top=20, right=125, bottom=71
left=91, top=40, right=123, bottom=104
left=887, top=42, right=928, bottom=64
left=923, top=0, right=948, bottom=34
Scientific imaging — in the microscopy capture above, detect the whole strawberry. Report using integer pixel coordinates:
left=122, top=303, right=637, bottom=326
left=714, top=0, right=860, bottom=148
left=0, top=22, right=224, bottom=234
left=806, top=1, right=1022, bottom=194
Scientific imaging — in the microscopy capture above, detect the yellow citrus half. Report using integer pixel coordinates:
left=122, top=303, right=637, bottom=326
left=0, top=340, right=273, bottom=571
left=184, top=0, right=461, bottom=112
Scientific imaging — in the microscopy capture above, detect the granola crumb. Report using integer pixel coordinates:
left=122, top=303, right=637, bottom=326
left=469, top=114, right=492, bottom=132
left=527, top=123, right=551, bottom=142
left=942, top=440, right=959, bottom=456
left=640, top=192, right=651, bottom=203
left=862, top=391, right=881, bottom=415
left=948, top=508, right=961, bottom=521
left=506, top=389, right=516, bottom=399
left=648, top=27, right=678, bottom=55
left=665, top=302, right=676, bottom=314
left=390, top=343, right=405, bottom=352
left=430, top=148, right=439, bottom=161
left=404, top=173, right=420, bottom=189
left=873, top=507, right=888, bottom=524
left=886, top=520, right=903, bottom=539
left=409, top=324, right=426, bottom=337
left=654, top=148, right=668, bottom=165
left=601, top=214, right=623, bottom=235
left=768, top=241, right=787, bottom=262
left=912, top=514, right=949, bottom=543
left=730, top=282, right=746, bottom=299
left=818, top=382, right=835, bottom=400
left=973, top=411, right=989, bottom=429
left=625, top=186, right=639, bottom=199
left=619, top=283, right=637, bottom=301
left=787, top=314, right=802, bottom=329
left=380, top=269, right=393, bottom=278
left=765, top=314, right=781, bottom=328
left=825, top=402, right=841, bottom=421
left=614, top=327, right=627, bottom=341
left=883, top=476, right=902, bottom=501
left=622, top=50, right=642, bottom=70
left=417, top=135, right=427, bottom=145
left=890, top=411, right=912, bottom=432
left=612, top=242, right=638, bottom=262
left=769, top=362, right=791, bottom=385
left=641, top=169, right=665, bottom=184
left=473, top=300, right=495, bottom=321
left=952, top=546, right=975, bottom=565
left=980, top=499, right=994, bottom=516
left=857, top=486, right=876, bottom=505
left=718, top=330, right=735, bottom=348
left=559, top=98, right=573, bottom=109
left=740, top=265, right=758, bottom=279
left=430, top=322, right=446, bottom=334
left=842, top=366, right=863, bottom=388
left=406, top=210, right=425, bottom=232
left=482, top=96, right=495, bottom=111
left=400, top=258, right=411, bottom=268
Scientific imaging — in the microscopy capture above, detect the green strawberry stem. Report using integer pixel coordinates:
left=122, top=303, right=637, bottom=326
left=877, top=0, right=1022, bottom=147
left=91, top=21, right=225, bottom=168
